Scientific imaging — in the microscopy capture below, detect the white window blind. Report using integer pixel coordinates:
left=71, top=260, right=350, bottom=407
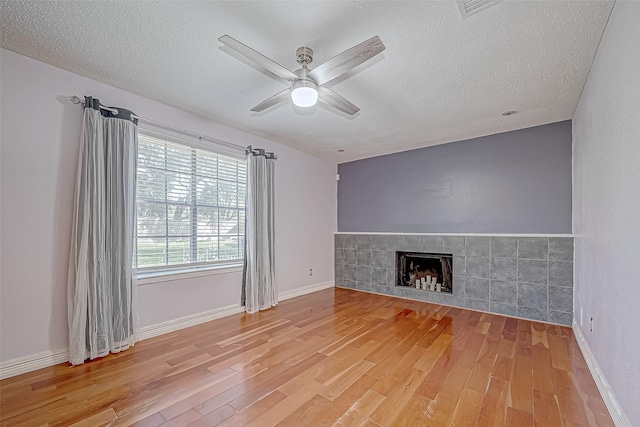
left=135, top=132, right=246, bottom=272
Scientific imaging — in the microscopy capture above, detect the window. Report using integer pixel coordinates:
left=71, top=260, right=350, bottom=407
left=135, top=131, right=246, bottom=273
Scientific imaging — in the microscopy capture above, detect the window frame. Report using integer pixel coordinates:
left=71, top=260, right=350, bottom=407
left=134, top=127, right=246, bottom=279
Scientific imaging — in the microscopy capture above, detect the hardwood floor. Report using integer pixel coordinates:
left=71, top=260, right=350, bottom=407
left=0, top=288, right=613, bottom=427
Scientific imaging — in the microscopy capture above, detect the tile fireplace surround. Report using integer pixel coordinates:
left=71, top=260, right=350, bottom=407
left=334, top=234, right=574, bottom=325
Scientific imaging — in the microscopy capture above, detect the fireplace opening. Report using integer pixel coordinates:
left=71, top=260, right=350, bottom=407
left=396, top=251, right=453, bottom=293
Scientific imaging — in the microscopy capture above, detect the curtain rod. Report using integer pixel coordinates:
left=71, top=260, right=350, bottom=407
left=69, top=95, right=245, bottom=153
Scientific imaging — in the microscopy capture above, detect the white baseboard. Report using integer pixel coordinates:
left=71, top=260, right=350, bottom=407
left=0, top=281, right=334, bottom=380
left=137, top=281, right=333, bottom=341
left=572, top=320, right=631, bottom=427
left=0, top=348, right=70, bottom=380
left=0, top=305, right=245, bottom=380
left=136, top=304, right=245, bottom=342
left=279, top=281, right=334, bottom=302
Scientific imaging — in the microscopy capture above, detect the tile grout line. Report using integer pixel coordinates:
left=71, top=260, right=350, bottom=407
left=516, top=237, right=520, bottom=320
left=547, top=237, right=550, bottom=322
left=489, top=236, right=492, bottom=310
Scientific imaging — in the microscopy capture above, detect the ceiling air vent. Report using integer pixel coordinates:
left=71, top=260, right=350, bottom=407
left=457, top=0, right=503, bottom=19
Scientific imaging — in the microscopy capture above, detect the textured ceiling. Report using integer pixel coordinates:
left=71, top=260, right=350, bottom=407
left=0, top=1, right=614, bottom=163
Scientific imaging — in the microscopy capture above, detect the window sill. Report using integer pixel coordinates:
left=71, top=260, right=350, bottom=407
left=135, top=263, right=243, bottom=286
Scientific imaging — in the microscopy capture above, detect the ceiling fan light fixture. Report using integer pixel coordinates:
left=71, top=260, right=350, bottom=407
left=291, top=79, right=318, bottom=107
left=218, top=35, right=385, bottom=115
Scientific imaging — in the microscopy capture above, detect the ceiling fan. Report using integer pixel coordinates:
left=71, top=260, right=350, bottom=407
left=218, top=35, right=386, bottom=116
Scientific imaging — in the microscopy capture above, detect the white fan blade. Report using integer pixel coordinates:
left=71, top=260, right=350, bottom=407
left=219, top=35, right=298, bottom=82
left=308, top=36, right=385, bottom=86
left=251, top=88, right=291, bottom=112
left=317, top=86, right=359, bottom=115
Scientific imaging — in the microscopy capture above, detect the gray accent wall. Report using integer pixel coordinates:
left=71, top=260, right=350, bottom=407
left=335, top=234, right=574, bottom=325
left=338, top=121, right=572, bottom=234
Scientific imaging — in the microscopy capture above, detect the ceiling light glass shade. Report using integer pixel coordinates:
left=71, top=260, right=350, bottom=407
left=291, top=79, right=318, bottom=107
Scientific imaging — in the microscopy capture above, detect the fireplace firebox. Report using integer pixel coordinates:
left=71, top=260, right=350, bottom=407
left=396, top=251, right=453, bottom=293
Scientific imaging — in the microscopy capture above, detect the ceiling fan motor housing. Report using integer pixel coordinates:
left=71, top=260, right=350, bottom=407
left=296, top=46, right=313, bottom=65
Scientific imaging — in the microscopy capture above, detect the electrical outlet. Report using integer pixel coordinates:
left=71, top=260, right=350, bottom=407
left=309, top=268, right=313, bottom=276
left=590, top=316, right=594, bottom=333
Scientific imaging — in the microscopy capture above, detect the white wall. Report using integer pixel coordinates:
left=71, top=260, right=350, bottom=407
left=0, top=49, right=337, bottom=363
left=572, top=2, right=640, bottom=425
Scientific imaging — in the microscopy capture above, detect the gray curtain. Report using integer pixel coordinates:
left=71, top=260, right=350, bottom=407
left=242, top=147, right=277, bottom=313
left=67, top=97, right=138, bottom=365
